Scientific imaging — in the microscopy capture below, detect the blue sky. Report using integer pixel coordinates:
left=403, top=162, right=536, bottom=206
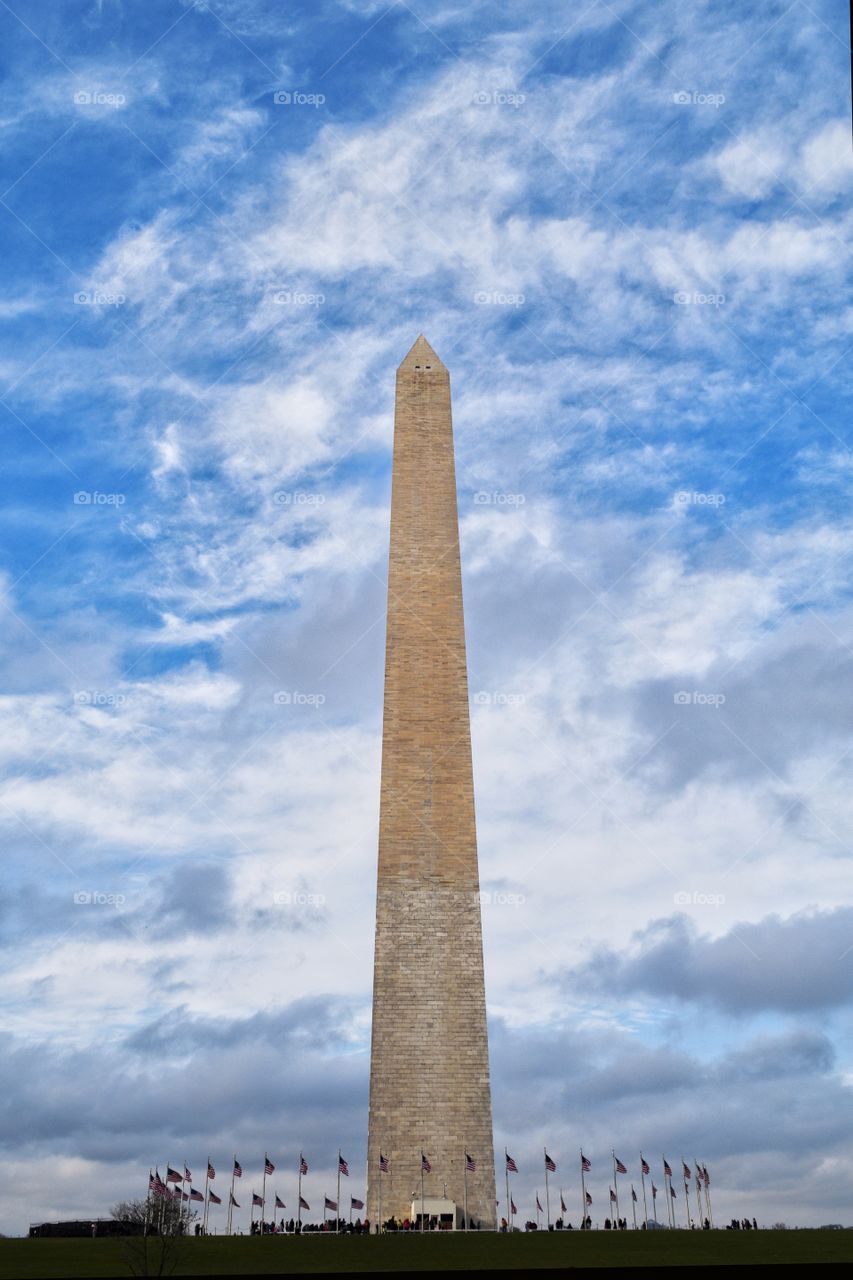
left=1, top=0, right=851, bottom=1234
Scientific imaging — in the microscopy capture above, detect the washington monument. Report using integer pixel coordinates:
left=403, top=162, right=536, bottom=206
left=366, top=336, right=496, bottom=1229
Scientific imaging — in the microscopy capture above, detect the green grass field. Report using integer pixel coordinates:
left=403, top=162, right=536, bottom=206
left=2, top=1230, right=851, bottom=1276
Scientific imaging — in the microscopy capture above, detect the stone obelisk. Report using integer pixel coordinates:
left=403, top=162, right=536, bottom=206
left=366, top=336, right=496, bottom=1230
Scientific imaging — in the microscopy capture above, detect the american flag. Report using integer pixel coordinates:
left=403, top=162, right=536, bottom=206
left=339, top=1155, right=349, bottom=1176
left=148, top=1172, right=155, bottom=1190
left=379, top=1154, right=389, bottom=1173
left=466, top=1153, right=476, bottom=1172
left=536, top=1194, right=543, bottom=1212
left=581, top=1153, right=591, bottom=1172
left=510, top=1198, right=517, bottom=1215
left=641, top=1157, right=650, bottom=1175
left=614, top=1156, right=627, bottom=1174
left=275, top=1196, right=286, bottom=1209
left=325, top=1196, right=337, bottom=1211
left=166, top=1167, right=182, bottom=1183
left=207, top=1162, right=215, bottom=1180
left=610, top=1188, right=617, bottom=1202
left=300, top=1156, right=309, bottom=1176
left=180, top=1192, right=190, bottom=1203
left=505, top=1153, right=518, bottom=1173
left=703, top=1166, right=710, bottom=1186
left=421, top=1153, right=431, bottom=1173
left=682, top=1162, right=691, bottom=1179
left=230, top=1192, right=240, bottom=1208
left=234, top=1160, right=242, bottom=1178
left=670, top=1184, right=676, bottom=1199
left=252, top=1193, right=263, bottom=1207
left=631, top=1186, right=638, bottom=1202
left=265, top=1157, right=275, bottom=1175
left=299, top=1196, right=310, bottom=1210
left=190, top=1189, right=204, bottom=1202
left=209, top=1190, right=222, bottom=1205
left=585, top=1191, right=592, bottom=1206
left=560, top=1194, right=567, bottom=1213
left=652, top=1184, right=658, bottom=1198
left=545, top=1152, right=556, bottom=1172
left=351, top=1197, right=364, bottom=1210
left=663, top=1159, right=673, bottom=1177
left=183, top=1165, right=192, bottom=1182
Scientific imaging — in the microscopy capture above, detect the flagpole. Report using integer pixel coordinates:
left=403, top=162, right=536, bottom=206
left=536, top=1194, right=540, bottom=1230
left=203, top=1159, right=210, bottom=1234
left=704, top=1166, right=713, bottom=1228
left=611, top=1150, right=620, bottom=1226
left=227, top=1156, right=236, bottom=1235
left=631, top=1187, right=637, bottom=1230
left=662, top=1157, right=672, bottom=1229
left=544, top=1149, right=550, bottom=1230
left=262, top=1155, right=269, bottom=1235
left=579, top=1151, right=587, bottom=1231
left=640, top=1155, right=648, bottom=1230
left=463, top=1151, right=468, bottom=1232
left=421, top=1152, right=425, bottom=1232
left=337, top=1151, right=341, bottom=1235
left=694, top=1161, right=703, bottom=1225
left=505, top=1149, right=510, bottom=1234
left=297, top=1153, right=303, bottom=1232
left=681, top=1158, right=691, bottom=1228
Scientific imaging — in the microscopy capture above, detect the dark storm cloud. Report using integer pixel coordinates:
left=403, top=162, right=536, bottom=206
left=0, top=994, right=369, bottom=1162
left=560, top=907, right=853, bottom=1013
left=630, top=638, right=853, bottom=792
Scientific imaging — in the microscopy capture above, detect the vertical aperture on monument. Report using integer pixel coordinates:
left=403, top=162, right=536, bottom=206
left=367, top=336, right=496, bottom=1230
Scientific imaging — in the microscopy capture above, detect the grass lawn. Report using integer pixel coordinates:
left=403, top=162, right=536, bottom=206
left=2, top=1229, right=851, bottom=1276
